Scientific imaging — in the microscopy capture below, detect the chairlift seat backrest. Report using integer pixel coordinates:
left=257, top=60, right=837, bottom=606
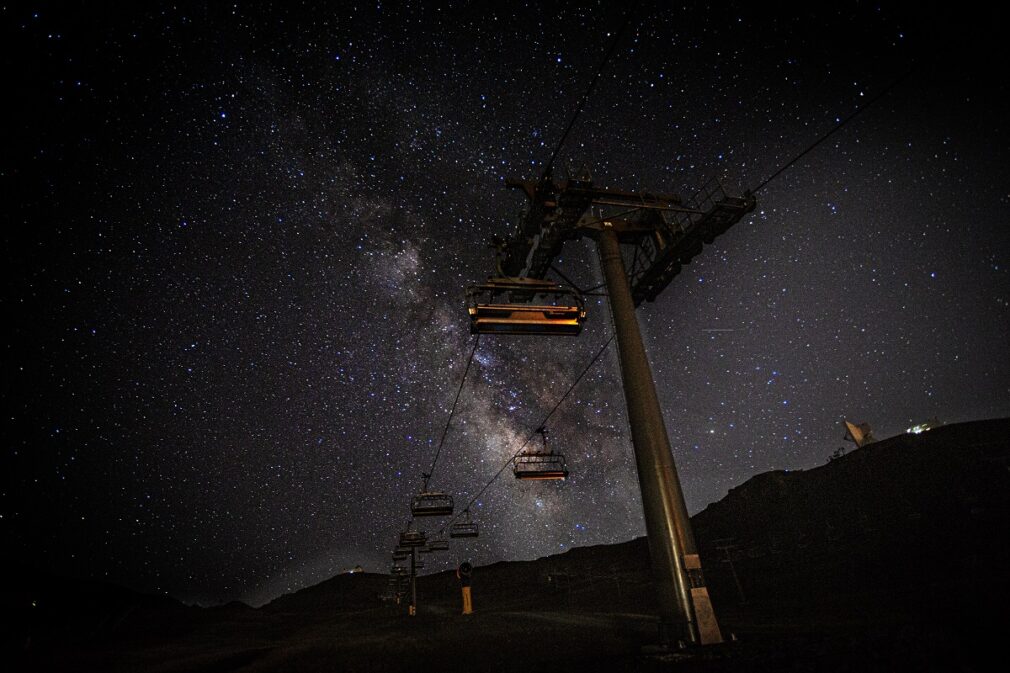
left=469, top=304, right=585, bottom=335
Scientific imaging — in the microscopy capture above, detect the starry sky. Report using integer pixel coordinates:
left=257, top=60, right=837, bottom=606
left=4, top=2, right=1008, bottom=606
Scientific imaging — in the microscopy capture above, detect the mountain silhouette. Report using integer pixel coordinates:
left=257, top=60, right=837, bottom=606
left=9, top=418, right=1008, bottom=672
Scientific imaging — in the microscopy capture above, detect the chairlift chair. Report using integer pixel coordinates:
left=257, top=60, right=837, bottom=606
left=450, top=521, right=479, bottom=538
left=392, top=550, right=409, bottom=561
left=428, top=539, right=449, bottom=552
left=514, top=426, right=569, bottom=480
left=513, top=453, right=569, bottom=480
left=399, top=530, right=427, bottom=547
left=449, top=509, right=479, bottom=538
left=466, top=277, right=586, bottom=336
left=411, top=490, right=454, bottom=517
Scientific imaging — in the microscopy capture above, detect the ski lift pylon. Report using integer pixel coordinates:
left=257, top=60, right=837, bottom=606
left=466, top=277, right=586, bottom=336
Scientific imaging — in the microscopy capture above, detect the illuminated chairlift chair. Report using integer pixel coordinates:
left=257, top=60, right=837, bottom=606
left=399, top=530, right=427, bottom=547
left=411, top=487, right=454, bottom=517
left=513, top=426, right=568, bottom=480
left=466, top=277, right=586, bottom=336
left=449, top=509, right=479, bottom=539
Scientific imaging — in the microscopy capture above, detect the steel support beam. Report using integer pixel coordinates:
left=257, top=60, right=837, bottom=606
left=598, top=225, right=721, bottom=646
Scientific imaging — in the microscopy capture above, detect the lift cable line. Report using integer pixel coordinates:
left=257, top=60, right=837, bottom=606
left=406, top=335, right=482, bottom=527
left=540, top=1, right=640, bottom=179
left=423, top=334, right=481, bottom=491
left=751, top=63, right=918, bottom=195
left=437, top=333, right=615, bottom=537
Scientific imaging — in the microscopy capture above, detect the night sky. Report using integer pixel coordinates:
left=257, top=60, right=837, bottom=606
left=5, top=2, right=1008, bottom=607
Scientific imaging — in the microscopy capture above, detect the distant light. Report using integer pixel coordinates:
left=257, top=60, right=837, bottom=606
left=906, top=422, right=935, bottom=434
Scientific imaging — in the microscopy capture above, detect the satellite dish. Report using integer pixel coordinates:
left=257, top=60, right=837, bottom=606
left=843, top=420, right=876, bottom=448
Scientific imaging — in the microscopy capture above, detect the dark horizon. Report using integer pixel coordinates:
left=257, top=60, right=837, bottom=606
left=5, top=2, right=1009, bottom=607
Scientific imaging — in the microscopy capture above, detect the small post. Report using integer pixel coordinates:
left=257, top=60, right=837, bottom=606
left=409, top=548, right=417, bottom=616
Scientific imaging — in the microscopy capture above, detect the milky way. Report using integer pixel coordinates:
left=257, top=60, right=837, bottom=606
left=6, top=3, right=1008, bottom=606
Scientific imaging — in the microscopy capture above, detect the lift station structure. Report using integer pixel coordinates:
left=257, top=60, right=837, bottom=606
left=486, top=172, right=755, bottom=645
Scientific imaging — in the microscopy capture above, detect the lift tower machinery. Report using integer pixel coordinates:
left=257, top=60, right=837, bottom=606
left=493, top=172, right=755, bottom=646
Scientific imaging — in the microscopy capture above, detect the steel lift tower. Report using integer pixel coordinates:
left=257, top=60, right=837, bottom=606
left=493, top=172, right=755, bottom=646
